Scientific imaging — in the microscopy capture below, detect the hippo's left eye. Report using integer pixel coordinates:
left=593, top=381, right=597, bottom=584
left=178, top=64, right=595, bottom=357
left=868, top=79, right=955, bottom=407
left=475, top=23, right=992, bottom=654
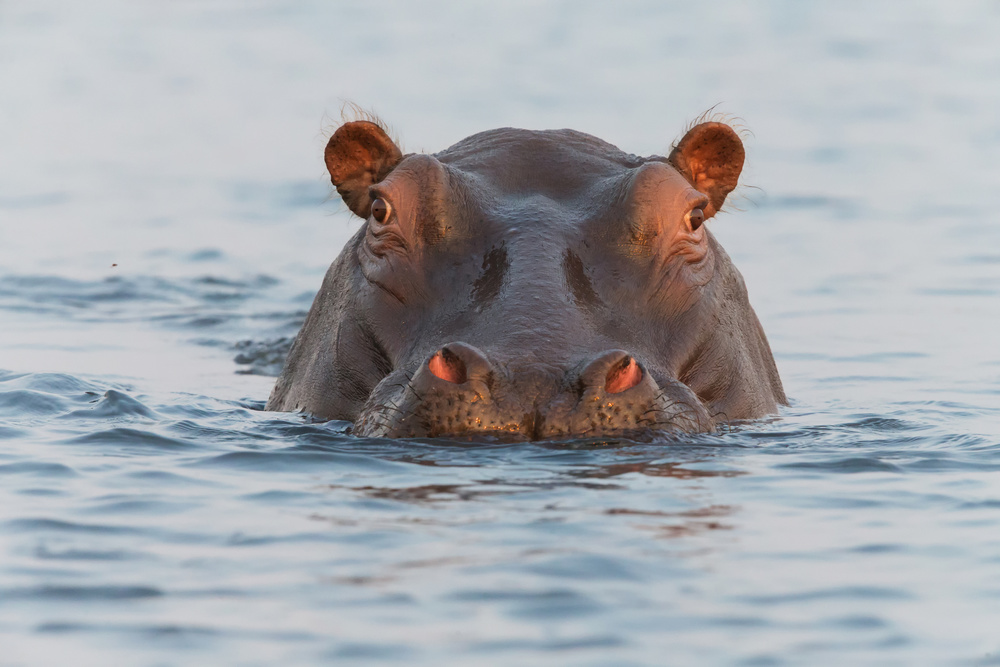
left=685, top=207, right=705, bottom=232
left=370, top=197, right=392, bottom=224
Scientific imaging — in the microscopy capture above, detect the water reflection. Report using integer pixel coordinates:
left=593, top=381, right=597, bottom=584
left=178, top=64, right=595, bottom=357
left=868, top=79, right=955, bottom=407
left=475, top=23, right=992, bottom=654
left=568, top=460, right=745, bottom=480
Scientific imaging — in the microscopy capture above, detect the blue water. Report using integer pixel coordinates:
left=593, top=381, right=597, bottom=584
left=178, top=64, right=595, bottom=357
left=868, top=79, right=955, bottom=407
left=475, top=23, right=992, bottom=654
left=3, top=1, right=1000, bottom=665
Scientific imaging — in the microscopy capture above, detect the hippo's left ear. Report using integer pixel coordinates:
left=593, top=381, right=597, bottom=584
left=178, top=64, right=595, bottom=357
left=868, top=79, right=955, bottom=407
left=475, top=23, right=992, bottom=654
left=668, top=122, right=745, bottom=218
left=325, top=121, right=404, bottom=218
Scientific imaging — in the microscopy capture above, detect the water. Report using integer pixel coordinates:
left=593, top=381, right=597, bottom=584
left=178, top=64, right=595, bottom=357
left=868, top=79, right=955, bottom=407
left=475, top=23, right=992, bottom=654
left=2, top=1, right=1000, bottom=664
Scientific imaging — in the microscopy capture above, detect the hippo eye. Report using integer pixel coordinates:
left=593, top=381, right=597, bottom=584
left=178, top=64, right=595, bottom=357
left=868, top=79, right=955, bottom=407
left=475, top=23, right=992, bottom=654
left=685, top=207, right=705, bottom=231
left=370, top=197, right=391, bottom=224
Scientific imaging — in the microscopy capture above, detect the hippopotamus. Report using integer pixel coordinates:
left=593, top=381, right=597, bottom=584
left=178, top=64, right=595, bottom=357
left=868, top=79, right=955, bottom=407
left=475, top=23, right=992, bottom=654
left=266, top=118, right=786, bottom=440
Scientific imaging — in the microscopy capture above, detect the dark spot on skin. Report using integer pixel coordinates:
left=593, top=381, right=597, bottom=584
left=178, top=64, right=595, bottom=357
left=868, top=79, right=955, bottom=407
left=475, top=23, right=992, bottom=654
left=472, top=244, right=509, bottom=305
left=359, top=321, right=394, bottom=378
left=519, top=408, right=544, bottom=440
left=563, top=250, right=602, bottom=307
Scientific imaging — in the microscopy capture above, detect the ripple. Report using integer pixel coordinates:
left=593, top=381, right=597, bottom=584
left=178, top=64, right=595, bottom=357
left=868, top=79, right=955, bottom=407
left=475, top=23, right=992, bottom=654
left=2, top=585, right=163, bottom=601
left=738, top=586, right=913, bottom=605
left=36, top=621, right=213, bottom=636
left=0, top=461, right=77, bottom=477
left=840, top=416, right=924, bottom=432
left=956, top=500, right=1000, bottom=510
left=0, top=191, right=71, bottom=208
left=825, top=614, right=889, bottom=629
left=0, top=425, right=28, bottom=439
left=2, top=518, right=147, bottom=535
left=0, top=389, right=70, bottom=417
left=777, top=457, right=904, bottom=473
left=328, top=642, right=414, bottom=660
left=223, top=531, right=351, bottom=547
left=78, top=497, right=200, bottom=516
left=167, top=419, right=273, bottom=444
left=0, top=274, right=289, bottom=333
left=240, top=489, right=316, bottom=503
left=449, top=587, right=602, bottom=620
left=59, top=390, right=157, bottom=420
left=905, top=457, right=1000, bottom=472
left=524, top=553, right=645, bottom=581
left=119, top=470, right=221, bottom=487
left=33, top=546, right=150, bottom=561
left=848, top=543, right=906, bottom=554
left=65, top=427, right=196, bottom=451
left=191, top=448, right=404, bottom=472
left=233, top=337, right=293, bottom=376
left=466, top=635, right=626, bottom=653
left=34, top=621, right=316, bottom=642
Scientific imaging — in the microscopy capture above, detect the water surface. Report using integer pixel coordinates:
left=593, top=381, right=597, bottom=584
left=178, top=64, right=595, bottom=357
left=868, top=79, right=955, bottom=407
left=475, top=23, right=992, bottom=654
left=2, top=1, right=1000, bottom=665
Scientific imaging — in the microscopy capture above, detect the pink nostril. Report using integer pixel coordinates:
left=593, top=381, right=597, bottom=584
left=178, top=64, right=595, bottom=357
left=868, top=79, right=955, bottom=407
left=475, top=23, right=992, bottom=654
left=605, top=356, right=642, bottom=394
left=428, top=347, right=468, bottom=384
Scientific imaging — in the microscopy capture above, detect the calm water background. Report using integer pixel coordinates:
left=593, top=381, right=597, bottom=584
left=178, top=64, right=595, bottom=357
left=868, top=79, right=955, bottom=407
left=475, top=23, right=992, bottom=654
left=2, top=1, right=1000, bottom=665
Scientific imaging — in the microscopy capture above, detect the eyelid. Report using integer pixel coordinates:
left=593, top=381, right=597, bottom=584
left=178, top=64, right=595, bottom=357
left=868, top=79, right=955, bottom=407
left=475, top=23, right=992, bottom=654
left=687, top=195, right=709, bottom=210
left=671, top=188, right=708, bottom=211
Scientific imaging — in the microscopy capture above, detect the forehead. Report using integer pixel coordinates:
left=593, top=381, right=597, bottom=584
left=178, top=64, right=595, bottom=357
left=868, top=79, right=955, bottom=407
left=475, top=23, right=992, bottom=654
left=434, top=128, right=649, bottom=201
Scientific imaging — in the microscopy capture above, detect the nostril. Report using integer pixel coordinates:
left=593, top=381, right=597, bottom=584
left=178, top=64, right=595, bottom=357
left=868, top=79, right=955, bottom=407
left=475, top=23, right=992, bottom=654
left=605, top=355, right=642, bottom=394
left=428, top=347, right=468, bottom=384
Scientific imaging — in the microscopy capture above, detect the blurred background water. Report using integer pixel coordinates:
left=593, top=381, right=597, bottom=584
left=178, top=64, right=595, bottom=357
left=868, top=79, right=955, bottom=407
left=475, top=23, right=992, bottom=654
left=2, top=1, right=1000, bottom=665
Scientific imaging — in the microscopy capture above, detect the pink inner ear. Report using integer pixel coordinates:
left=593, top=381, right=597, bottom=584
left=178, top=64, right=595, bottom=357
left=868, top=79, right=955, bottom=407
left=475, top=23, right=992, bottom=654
left=606, top=357, right=642, bottom=394
left=429, top=349, right=467, bottom=385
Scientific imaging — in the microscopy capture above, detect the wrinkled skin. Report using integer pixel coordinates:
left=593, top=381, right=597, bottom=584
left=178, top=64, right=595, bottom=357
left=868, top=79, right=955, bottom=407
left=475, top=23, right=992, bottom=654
left=267, top=120, right=786, bottom=440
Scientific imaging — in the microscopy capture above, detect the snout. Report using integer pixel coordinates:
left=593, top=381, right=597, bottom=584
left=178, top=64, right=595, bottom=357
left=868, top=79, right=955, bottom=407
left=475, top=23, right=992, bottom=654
left=353, top=342, right=714, bottom=440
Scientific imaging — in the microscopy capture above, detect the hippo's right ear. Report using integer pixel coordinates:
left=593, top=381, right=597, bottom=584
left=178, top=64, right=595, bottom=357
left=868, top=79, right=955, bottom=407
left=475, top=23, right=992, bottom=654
left=668, top=122, right=745, bottom=218
left=324, top=121, right=403, bottom=218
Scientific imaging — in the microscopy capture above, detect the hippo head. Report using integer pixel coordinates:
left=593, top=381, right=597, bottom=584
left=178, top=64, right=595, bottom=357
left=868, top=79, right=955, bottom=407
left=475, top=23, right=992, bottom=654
left=267, top=119, right=786, bottom=440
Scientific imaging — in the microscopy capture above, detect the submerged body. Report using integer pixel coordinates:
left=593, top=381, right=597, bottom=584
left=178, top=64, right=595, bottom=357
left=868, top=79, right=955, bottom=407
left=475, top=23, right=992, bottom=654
left=267, top=120, right=785, bottom=439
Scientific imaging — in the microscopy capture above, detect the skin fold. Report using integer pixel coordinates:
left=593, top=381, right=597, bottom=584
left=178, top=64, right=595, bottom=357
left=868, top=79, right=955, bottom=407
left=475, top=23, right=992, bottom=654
left=267, top=120, right=786, bottom=440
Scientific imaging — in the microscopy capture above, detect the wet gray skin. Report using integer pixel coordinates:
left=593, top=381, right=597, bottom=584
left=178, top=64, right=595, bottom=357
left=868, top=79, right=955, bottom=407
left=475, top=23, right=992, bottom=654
left=266, top=120, right=786, bottom=440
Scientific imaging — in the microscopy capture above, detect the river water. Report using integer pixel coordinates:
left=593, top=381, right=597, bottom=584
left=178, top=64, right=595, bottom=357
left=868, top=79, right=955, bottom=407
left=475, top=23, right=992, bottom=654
left=2, top=1, right=1000, bottom=665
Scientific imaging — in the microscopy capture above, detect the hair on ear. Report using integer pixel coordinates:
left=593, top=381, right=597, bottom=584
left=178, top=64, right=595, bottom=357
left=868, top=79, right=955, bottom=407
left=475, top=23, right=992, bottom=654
left=671, top=105, right=753, bottom=149
left=668, top=106, right=753, bottom=217
left=320, top=102, right=404, bottom=154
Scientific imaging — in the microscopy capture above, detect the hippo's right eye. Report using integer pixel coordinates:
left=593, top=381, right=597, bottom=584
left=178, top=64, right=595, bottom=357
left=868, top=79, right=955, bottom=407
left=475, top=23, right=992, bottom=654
left=685, top=207, right=705, bottom=232
left=370, top=197, right=392, bottom=224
